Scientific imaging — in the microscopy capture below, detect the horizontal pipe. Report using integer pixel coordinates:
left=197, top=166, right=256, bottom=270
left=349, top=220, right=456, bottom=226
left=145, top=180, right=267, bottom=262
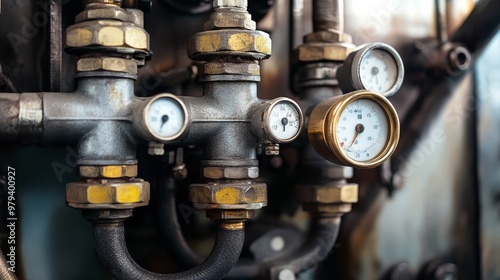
left=93, top=222, right=244, bottom=280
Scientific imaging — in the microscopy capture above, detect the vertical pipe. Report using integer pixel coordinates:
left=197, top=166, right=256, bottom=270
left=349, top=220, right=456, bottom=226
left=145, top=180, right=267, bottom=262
left=49, top=0, right=62, bottom=92
left=435, top=0, right=448, bottom=43
left=312, top=0, right=344, bottom=32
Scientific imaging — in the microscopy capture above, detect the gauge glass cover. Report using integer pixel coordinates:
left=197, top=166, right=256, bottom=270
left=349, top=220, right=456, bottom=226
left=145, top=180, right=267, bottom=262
left=267, top=101, right=301, bottom=141
left=359, top=49, right=399, bottom=94
left=147, top=97, right=185, bottom=139
left=336, top=98, right=389, bottom=162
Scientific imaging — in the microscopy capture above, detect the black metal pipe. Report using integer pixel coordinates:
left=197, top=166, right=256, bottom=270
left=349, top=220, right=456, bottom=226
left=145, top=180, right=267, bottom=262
left=450, top=0, right=500, bottom=58
left=93, top=222, right=244, bottom=280
left=157, top=176, right=202, bottom=269
left=268, top=216, right=341, bottom=278
left=312, top=0, right=344, bottom=32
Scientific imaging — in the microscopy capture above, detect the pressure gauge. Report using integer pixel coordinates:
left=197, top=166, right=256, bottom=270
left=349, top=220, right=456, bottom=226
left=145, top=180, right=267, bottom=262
left=337, top=43, right=404, bottom=97
left=259, top=98, right=303, bottom=143
left=135, top=93, right=188, bottom=141
left=308, top=90, right=399, bottom=169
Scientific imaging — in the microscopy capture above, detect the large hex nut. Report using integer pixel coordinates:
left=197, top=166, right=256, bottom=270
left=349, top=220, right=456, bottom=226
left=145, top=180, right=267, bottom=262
left=303, top=203, right=352, bottom=214
left=202, top=62, right=260, bottom=76
left=293, top=43, right=355, bottom=64
left=297, top=183, right=358, bottom=204
left=188, top=30, right=271, bottom=60
left=76, top=57, right=138, bottom=74
left=204, top=10, right=256, bottom=30
left=79, top=165, right=138, bottom=179
left=304, top=31, right=353, bottom=44
left=66, top=179, right=150, bottom=208
left=202, top=166, right=259, bottom=179
left=75, top=7, right=131, bottom=23
left=190, top=182, right=267, bottom=206
left=66, top=20, right=150, bottom=52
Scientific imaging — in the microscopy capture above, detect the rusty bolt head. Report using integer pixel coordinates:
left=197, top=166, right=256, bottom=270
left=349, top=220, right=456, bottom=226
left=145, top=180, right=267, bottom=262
left=66, top=20, right=150, bottom=53
left=204, top=10, right=256, bottom=30
left=213, top=0, right=247, bottom=8
left=66, top=179, right=150, bottom=209
left=202, top=166, right=259, bottom=179
left=188, top=30, right=271, bottom=61
left=202, top=62, right=260, bottom=76
left=190, top=182, right=267, bottom=207
left=303, top=203, right=352, bottom=214
left=75, top=7, right=131, bottom=23
left=79, top=165, right=138, bottom=179
left=76, top=57, right=138, bottom=74
left=293, top=43, right=355, bottom=64
left=206, top=209, right=255, bottom=220
left=304, top=31, right=353, bottom=44
left=297, top=183, right=358, bottom=204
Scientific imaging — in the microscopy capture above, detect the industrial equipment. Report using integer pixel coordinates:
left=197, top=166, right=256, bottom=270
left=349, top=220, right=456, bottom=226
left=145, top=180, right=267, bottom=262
left=0, top=0, right=499, bottom=279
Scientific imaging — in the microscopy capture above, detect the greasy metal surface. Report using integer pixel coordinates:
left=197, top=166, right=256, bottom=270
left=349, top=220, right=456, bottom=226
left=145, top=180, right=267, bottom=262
left=49, top=0, right=62, bottom=92
left=476, top=32, right=500, bottom=280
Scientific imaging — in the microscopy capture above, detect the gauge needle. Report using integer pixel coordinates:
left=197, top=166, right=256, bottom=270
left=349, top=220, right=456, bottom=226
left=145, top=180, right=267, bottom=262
left=281, top=117, right=289, bottom=132
left=371, top=67, right=379, bottom=84
left=350, top=124, right=365, bottom=147
left=160, top=115, right=169, bottom=131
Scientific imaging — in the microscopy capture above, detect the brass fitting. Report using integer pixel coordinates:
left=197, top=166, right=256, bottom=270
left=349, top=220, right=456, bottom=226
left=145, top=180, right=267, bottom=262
left=297, top=183, right=358, bottom=204
left=190, top=181, right=267, bottom=210
left=66, top=179, right=150, bottom=209
left=79, top=165, right=138, bottom=179
left=204, top=8, right=256, bottom=31
left=76, top=57, right=138, bottom=74
left=202, top=166, right=259, bottom=179
left=76, top=7, right=131, bottom=23
left=201, top=62, right=260, bottom=76
left=297, top=183, right=358, bottom=215
left=304, top=30, right=353, bottom=44
left=293, top=42, right=355, bottom=64
left=188, top=30, right=271, bottom=61
left=84, top=0, right=122, bottom=6
left=66, top=21, right=149, bottom=52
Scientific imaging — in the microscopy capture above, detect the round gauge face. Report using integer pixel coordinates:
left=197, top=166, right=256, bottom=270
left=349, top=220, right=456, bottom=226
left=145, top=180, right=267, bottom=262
left=358, top=49, right=399, bottom=94
left=267, top=101, right=302, bottom=142
left=146, top=97, right=186, bottom=139
left=336, top=98, right=389, bottom=162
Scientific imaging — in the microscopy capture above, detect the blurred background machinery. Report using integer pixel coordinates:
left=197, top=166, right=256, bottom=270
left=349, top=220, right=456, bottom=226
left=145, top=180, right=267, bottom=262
left=0, top=0, right=499, bottom=279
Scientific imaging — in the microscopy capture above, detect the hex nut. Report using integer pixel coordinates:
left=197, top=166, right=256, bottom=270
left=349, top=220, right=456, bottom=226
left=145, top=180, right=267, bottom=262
left=303, top=203, right=353, bottom=214
left=213, top=0, right=247, bottom=8
left=202, top=62, right=260, bottom=76
left=206, top=209, right=255, bottom=220
left=190, top=182, right=267, bottom=206
left=66, top=20, right=150, bottom=52
left=76, top=57, right=138, bottom=74
left=75, top=8, right=131, bottom=23
left=293, top=43, right=355, bottom=64
left=66, top=179, right=150, bottom=207
left=204, top=10, right=256, bottom=30
left=297, top=183, right=358, bottom=204
left=188, top=30, right=271, bottom=60
left=202, top=166, right=259, bottom=179
left=79, top=165, right=138, bottom=179
left=304, top=31, right=353, bottom=44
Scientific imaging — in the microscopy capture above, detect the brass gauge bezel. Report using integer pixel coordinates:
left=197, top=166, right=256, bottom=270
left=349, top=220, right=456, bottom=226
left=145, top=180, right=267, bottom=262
left=139, top=93, right=189, bottom=142
left=308, top=90, right=400, bottom=169
left=262, top=97, right=304, bottom=143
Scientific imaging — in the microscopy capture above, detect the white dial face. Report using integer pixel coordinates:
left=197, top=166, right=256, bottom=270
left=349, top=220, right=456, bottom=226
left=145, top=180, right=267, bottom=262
left=359, top=49, right=399, bottom=94
left=336, top=99, right=389, bottom=162
left=268, top=101, right=301, bottom=141
left=147, top=97, right=186, bottom=139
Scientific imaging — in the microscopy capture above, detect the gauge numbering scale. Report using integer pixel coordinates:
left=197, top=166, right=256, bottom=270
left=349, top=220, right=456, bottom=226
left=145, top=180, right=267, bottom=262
left=308, top=90, right=400, bottom=169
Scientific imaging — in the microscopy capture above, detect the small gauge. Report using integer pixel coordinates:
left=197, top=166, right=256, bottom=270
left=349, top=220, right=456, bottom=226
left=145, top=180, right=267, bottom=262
left=337, top=43, right=404, bottom=97
left=262, top=98, right=303, bottom=143
left=308, top=90, right=399, bottom=168
left=136, top=93, right=188, bottom=141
